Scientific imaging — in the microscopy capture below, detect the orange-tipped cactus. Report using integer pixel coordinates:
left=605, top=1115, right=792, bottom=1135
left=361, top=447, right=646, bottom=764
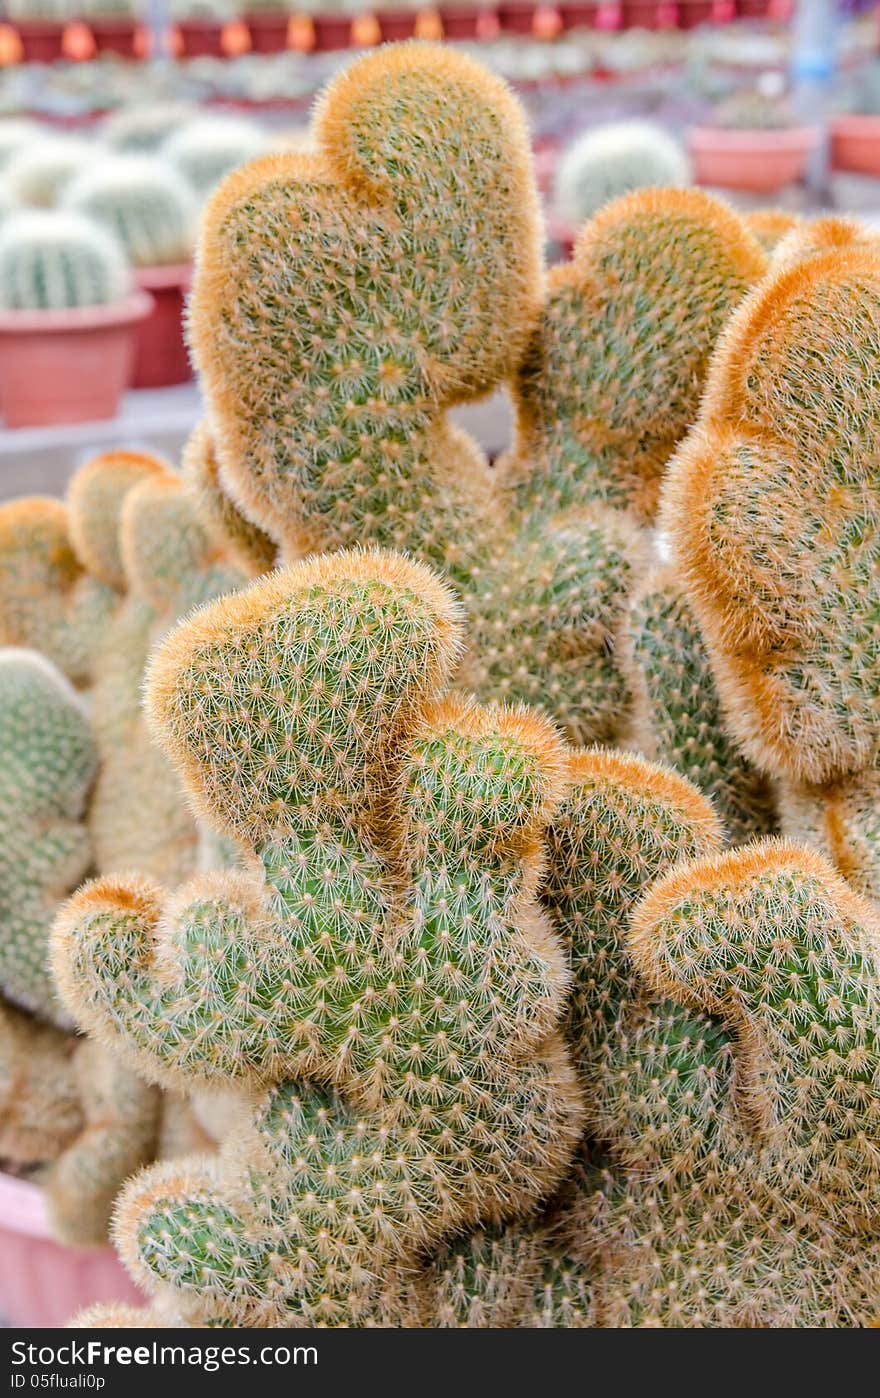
left=742, top=208, right=800, bottom=253
left=53, top=548, right=584, bottom=1326
left=662, top=246, right=880, bottom=787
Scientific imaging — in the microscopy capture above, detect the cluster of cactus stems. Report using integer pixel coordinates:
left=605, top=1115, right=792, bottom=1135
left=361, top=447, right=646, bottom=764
left=1, top=41, right=880, bottom=1327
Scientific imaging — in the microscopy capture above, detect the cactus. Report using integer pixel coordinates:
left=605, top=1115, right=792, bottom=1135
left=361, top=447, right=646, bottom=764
left=742, top=209, right=800, bottom=252
left=103, top=103, right=199, bottom=155
left=770, top=214, right=880, bottom=271
left=500, top=188, right=767, bottom=524
left=552, top=121, right=690, bottom=228
left=181, top=419, right=277, bottom=577
left=4, top=137, right=92, bottom=210
left=0, top=1001, right=82, bottom=1166
left=620, top=568, right=778, bottom=844
left=0, top=649, right=96, bottom=1028
left=190, top=44, right=765, bottom=744
left=779, top=764, right=880, bottom=906
left=53, top=548, right=584, bottom=1326
left=163, top=116, right=267, bottom=202
left=0, top=119, right=42, bottom=171
left=577, top=840, right=880, bottom=1327
left=64, top=156, right=194, bottom=269
left=0, top=210, right=130, bottom=311
left=661, top=245, right=880, bottom=787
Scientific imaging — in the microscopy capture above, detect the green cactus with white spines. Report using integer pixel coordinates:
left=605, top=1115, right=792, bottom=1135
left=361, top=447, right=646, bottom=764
left=64, top=156, right=194, bottom=269
left=163, top=116, right=267, bottom=202
left=103, top=103, right=199, bottom=155
left=574, top=840, right=880, bottom=1326
left=621, top=569, right=778, bottom=845
left=53, top=548, right=584, bottom=1326
left=5, top=137, right=92, bottom=210
left=0, top=210, right=130, bottom=311
left=552, top=121, right=690, bottom=228
left=0, top=649, right=96, bottom=1029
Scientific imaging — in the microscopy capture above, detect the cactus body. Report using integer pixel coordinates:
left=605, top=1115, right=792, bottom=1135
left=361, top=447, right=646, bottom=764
left=0, top=210, right=130, bottom=310
left=553, top=121, right=690, bottom=227
left=65, top=157, right=194, bottom=269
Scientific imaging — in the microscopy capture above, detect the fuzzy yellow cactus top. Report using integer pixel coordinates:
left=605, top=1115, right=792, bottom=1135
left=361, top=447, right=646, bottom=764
left=662, top=246, right=880, bottom=788
left=189, top=42, right=539, bottom=578
left=53, top=547, right=584, bottom=1325
left=500, top=188, right=767, bottom=525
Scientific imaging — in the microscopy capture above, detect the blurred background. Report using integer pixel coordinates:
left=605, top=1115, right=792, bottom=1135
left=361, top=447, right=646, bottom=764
left=0, top=0, right=874, bottom=494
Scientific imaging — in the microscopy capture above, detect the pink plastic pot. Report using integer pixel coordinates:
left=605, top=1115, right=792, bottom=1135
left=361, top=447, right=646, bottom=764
left=133, top=264, right=192, bottom=389
left=439, top=6, right=499, bottom=36
left=88, top=18, right=137, bottom=56
left=14, top=21, right=65, bottom=63
left=0, top=1172, right=145, bottom=1328
left=0, top=291, right=151, bottom=429
left=176, top=17, right=226, bottom=55
left=830, top=115, right=880, bottom=175
left=246, top=11, right=289, bottom=50
left=377, top=9, right=418, bottom=39
left=688, top=124, right=819, bottom=192
left=311, top=14, right=352, bottom=48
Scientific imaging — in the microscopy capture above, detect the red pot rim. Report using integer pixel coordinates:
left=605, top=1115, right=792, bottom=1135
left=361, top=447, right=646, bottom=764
left=0, top=1171, right=53, bottom=1241
left=0, top=289, right=152, bottom=335
left=689, top=125, right=820, bottom=152
left=830, top=113, right=880, bottom=134
left=135, top=262, right=193, bottom=292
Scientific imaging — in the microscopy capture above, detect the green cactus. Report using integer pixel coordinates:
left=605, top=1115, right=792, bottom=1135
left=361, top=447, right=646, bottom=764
left=661, top=245, right=880, bottom=788
left=552, top=120, right=690, bottom=228
left=5, top=137, right=92, bottom=211
left=0, top=210, right=130, bottom=311
left=575, top=840, right=880, bottom=1326
left=53, top=548, right=584, bottom=1326
left=163, top=116, right=267, bottom=202
left=0, top=648, right=96, bottom=1029
left=620, top=568, right=778, bottom=844
left=64, top=156, right=194, bottom=269
left=181, top=419, right=277, bottom=577
left=103, top=103, right=199, bottom=155
left=189, top=44, right=766, bottom=746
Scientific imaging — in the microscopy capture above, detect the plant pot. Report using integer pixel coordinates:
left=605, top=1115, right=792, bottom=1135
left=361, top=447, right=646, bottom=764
left=439, top=5, right=498, bottom=36
left=311, top=14, right=352, bottom=48
left=377, top=9, right=418, bottom=39
left=497, top=1, right=537, bottom=31
left=735, top=0, right=769, bottom=14
left=0, top=291, right=151, bottom=429
left=559, top=1, right=599, bottom=24
left=133, top=265, right=192, bottom=390
left=177, top=17, right=226, bottom=55
left=830, top=115, right=880, bottom=176
left=0, top=1172, right=145, bottom=1327
left=688, top=124, right=819, bottom=192
left=678, top=0, right=732, bottom=25
left=246, top=10, right=289, bottom=50
left=14, top=20, right=65, bottom=63
left=88, top=17, right=137, bottom=56
left=621, top=0, right=678, bottom=27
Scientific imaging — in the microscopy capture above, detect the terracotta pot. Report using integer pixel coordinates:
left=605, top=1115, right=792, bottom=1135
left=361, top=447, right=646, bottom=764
left=678, top=0, right=732, bottom=25
left=88, top=17, right=138, bottom=55
left=246, top=10, right=289, bottom=51
left=0, top=291, right=151, bottom=429
left=14, top=20, right=65, bottom=63
left=688, top=124, right=819, bottom=192
left=377, top=9, right=418, bottom=38
left=735, top=0, right=769, bottom=14
left=133, top=264, right=192, bottom=390
left=0, top=1172, right=145, bottom=1327
left=621, top=0, right=678, bottom=27
left=311, top=14, right=352, bottom=48
left=439, top=6, right=497, bottom=36
left=559, top=1, right=599, bottom=24
left=830, top=114, right=880, bottom=175
left=497, top=1, right=537, bottom=31
left=177, top=17, right=226, bottom=55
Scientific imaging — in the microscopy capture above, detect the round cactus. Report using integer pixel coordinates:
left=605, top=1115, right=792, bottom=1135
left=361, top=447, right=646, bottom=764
left=163, top=116, right=267, bottom=202
left=0, top=118, right=42, bottom=170
left=64, top=156, right=194, bottom=269
left=0, top=209, right=130, bottom=311
left=552, top=121, right=690, bottom=227
left=102, top=103, right=199, bottom=155
left=4, top=136, right=93, bottom=210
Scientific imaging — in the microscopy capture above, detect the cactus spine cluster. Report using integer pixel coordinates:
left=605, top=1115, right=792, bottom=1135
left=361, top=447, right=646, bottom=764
left=53, top=549, right=585, bottom=1325
left=0, top=210, right=130, bottom=310
left=64, top=156, right=194, bottom=269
